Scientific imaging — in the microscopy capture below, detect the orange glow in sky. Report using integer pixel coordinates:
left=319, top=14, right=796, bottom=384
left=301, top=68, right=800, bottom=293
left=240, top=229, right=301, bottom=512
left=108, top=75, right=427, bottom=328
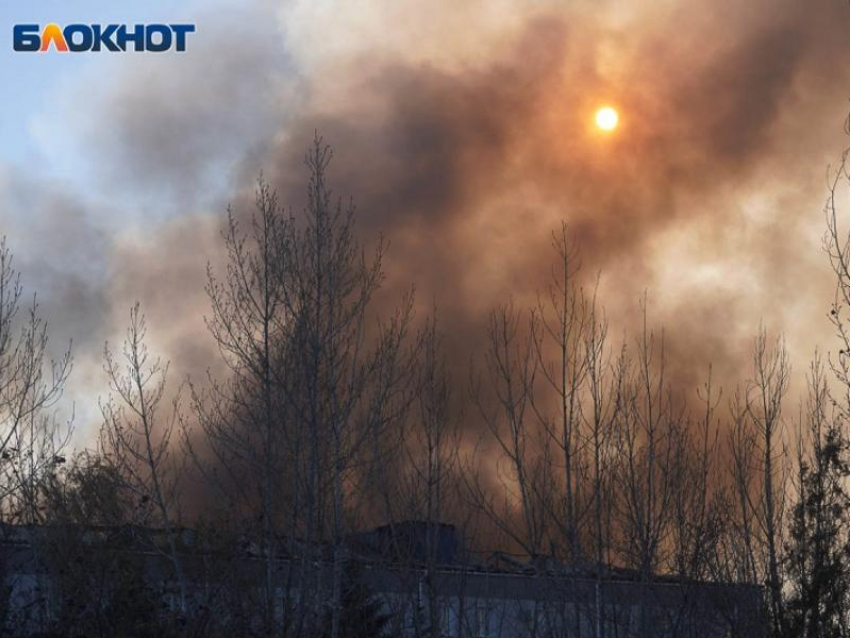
left=595, top=106, right=619, bottom=131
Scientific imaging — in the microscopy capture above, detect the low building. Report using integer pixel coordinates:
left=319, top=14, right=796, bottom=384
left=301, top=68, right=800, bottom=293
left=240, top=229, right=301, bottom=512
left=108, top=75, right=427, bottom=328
left=349, top=521, right=764, bottom=637
left=0, top=521, right=764, bottom=637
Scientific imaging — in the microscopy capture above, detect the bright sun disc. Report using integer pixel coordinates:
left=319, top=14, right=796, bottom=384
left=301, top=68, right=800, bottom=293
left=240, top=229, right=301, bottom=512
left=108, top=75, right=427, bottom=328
left=595, top=106, right=619, bottom=131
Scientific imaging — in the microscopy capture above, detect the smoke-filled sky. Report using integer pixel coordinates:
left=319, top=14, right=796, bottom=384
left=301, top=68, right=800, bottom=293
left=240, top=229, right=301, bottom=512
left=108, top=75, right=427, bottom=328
left=2, top=0, right=850, bottom=444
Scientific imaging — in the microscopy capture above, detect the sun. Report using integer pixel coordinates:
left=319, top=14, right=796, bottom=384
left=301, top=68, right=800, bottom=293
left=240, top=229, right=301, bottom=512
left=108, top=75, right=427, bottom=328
left=595, top=106, right=619, bottom=132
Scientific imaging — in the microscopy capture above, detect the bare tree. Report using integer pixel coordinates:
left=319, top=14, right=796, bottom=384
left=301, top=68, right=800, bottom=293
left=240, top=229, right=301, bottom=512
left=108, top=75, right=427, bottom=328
left=189, top=176, right=290, bottom=634
left=530, top=223, right=589, bottom=564
left=405, top=315, right=462, bottom=638
left=668, top=370, right=721, bottom=582
left=825, top=150, right=850, bottom=420
left=471, top=301, right=550, bottom=558
left=726, top=388, right=760, bottom=585
left=100, top=302, right=188, bottom=615
left=0, top=237, right=72, bottom=525
left=582, top=284, right=623, bottom=638
left=281, top=139, right=418, bottom=638
left=191, top=139, right=417, bottom=638
left=616, top=300, right=679, bottom=580
left=746, top=327, right=790, bottom=637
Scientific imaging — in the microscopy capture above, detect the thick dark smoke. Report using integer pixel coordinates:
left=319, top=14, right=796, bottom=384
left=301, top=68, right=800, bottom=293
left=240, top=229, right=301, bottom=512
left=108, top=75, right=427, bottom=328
left=238, top=1, right=850, bottom=405
left=3, top=0, right=850, bottom=443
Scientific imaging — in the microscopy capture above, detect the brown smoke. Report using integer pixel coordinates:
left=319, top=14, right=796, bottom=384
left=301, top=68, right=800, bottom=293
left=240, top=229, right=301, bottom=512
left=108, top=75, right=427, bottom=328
left=225, top=0, right=850, bottom=409
left=3, top=0, right=850, bottom=446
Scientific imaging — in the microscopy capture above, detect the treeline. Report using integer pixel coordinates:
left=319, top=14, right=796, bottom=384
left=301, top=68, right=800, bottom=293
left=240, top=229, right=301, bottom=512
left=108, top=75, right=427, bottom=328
left=2, top=139, right=850, bottom=637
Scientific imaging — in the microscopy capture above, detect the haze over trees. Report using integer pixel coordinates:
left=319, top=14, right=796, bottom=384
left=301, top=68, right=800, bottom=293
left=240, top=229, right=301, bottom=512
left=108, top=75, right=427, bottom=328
left=1, top=137, right=850, bottom=636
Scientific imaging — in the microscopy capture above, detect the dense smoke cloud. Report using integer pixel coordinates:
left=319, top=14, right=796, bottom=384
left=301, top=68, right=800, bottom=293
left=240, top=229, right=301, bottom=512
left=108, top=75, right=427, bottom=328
left=242, top=0, right=850, bottom=404
left=3, top=0, right=850, bottom=441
